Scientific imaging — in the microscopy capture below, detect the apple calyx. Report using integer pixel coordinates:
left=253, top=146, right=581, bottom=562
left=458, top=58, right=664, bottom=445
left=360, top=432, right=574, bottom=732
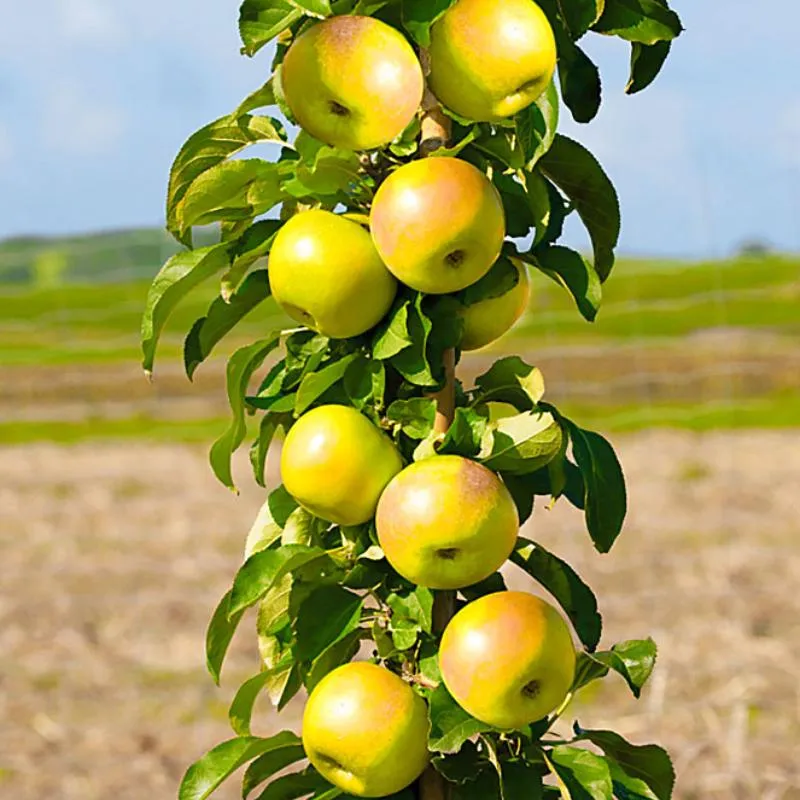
left=522, top=679, right=541, bottom=699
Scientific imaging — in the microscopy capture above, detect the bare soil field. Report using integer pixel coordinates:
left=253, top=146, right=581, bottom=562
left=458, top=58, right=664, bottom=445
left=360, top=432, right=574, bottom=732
left=1, top=431, right=798, bottom=799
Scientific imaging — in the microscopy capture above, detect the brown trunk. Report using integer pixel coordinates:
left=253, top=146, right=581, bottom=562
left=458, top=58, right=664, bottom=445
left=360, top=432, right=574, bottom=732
left=418, top=69, right=454, bottom=800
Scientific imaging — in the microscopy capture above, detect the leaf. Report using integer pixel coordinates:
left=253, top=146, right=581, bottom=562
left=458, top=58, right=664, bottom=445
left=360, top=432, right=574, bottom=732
left=253, top=769, right=332, bottom=800
left=387, top=586, right=434, bottom=634
left=290, top=0, right=332, bottom=17
left=460, top=571, right=507, bottom=603
left=524, top=170, right=552, bottom=247
left=234, top=79, right=277, bottom=117
left=344, top=356, right=386, bottom=412
left=372, top=298, right=412, bottom=360
left=250, top=413, right=291, bottom=488
left=626, top=41, right=671, bottom=94
left=428, top=684, right=495, bottom=754
left=386, top=398, right=436, bottom=439
left=184, top=271, right=272, bottom=379
left=206, top=590, right=246, bottom=685
left=281, top=507, right=324, bottom=546
left=539, top=136, right=620, bottom=281
left=572, top=726, right=675, bottom=800
left=245, top=498, right=285, bottom=559
left=512, top=538, right=602, bottom=651
left=176, top=159, right=284, bottom=236
left=539, top=0, right=604, bottom=40
left=562, top=419, right=627, bottom=553
left=493, top=172, right=535, bottom=237
left=229, top=670, right=293, bottom=736
left=480, top=410, right=563, bottom=475
left=593, top=0, right=683, bottom=44
left=437, top=407, right=489, bottom=459
left=295, top=585, right=364, bottom=662
left=500, top=473, right=536, bottom=524
left=573, top=639, right=658, bottom=698
left=390, top=296, right=438, bottom=388
left=295, top=353, right=360, bottom=415
left=402, top=0, right=456, bottom=46
left=269, top=485, right=300, bottom=526
left=167, top=114, right=287, bottom=242
left=239, top=0, right=303, bottom=57
left=178, top=732, right=302, bottom=800
left=548, top=746, right=613, bottom=800
left=141, top=243, right=230, bottom=374
left=305, top=629, right=363, bottom=691
left=229, top=544, right=327, bottom=616
left=532, top=245, right=602, bottom=322
left=515, top=80, right=560, bottom=168
left=473, top=356, right=546, bottom=410
left=210, top=335, right=281, bottom=491
left=558, top=41, right=602, bottom=124
left=242, top=743, right=309, bottom=798
left=458, top=257, right=519, bottom=308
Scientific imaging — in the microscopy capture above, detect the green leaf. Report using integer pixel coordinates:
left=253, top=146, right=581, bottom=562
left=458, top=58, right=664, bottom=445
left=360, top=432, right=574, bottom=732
left=437, top=407, right=489, bottom=459
left=229, top=544, right=327, bottom=616
left=479, top=410, right=563, bottom=475
left=386, top=398, right=436, bottom=439
left=239, top=0, right=303, bottom=57
left=459, top=256, right=519, bottom=308
left=473, top=356, right=546, bottom=410
left=391, top=296, right=438, bottom=388
left=558, top=41, right=602, bottom=124
left=428, top=684, right=495, bottom=754
left=512, top=538, right=602, bottom=651
left=626, top=41, right=671, bottom=94
left=295, top=353, right=360, bottom=415
left=281, top=506, right=324, bottom=546
left=176, top=159, right=284, bottom=237
left=460, top=571, right=507, bottom=602
left=245, top=498, right=285, bottom=559
left=500, top=473, right=536, bottom=524
left=539, top=0, right=604, bottom=40
left=548, top=745, right=613, bottom=800
left=572, top=726, right=675, bottom=800
left=515, top=80, right=560, bottom=168
left=290, top=0, right=332, bottom=18
left=474, top=128, right=524, bottom=171
left=210, top=335, right=281, bottom=490
left=242, top=743, right=309, bottom=798
left=524, top=171, right=553, bottom=247
left=539, top=136, right=620, bottom=281
left=229, top=669, right=297, bottom=736
left=206, top=590, right=246, bottom=685
left=305, top=629, right=363, bottom=691
left=402, top=0, right=456, bottom=47
left=387, top=585, right=434, bottom=634
left=344, top=357, right=386, bottom=412
left=234, top=79, right=277, bottom=117
left=532, top=245, right=602, bottom=322
left=593, top=0, right=683, bottom=44
left=562, top=420, right=627, bottom=553
left=269, top=485, right=300, bottom=526
left=179, top=732, right=302, bottom=800
left=167, top=114, right=287, bottom=243
left=295, top=585, right=364, bottom=662
left=502, top=758, right=546, bottom=799
left=284, top=135, right=363, bottom=198
left=250, top=412, right=292, bottom=488
left=141, top=243, right=231, bottom=374
left=493, top=172, right=535, bottom=237
left=184, top=271, right=272, bottom=379
left=258, top=573, right=294, bottom=637
left=253, top=769, right=332, bottom=800
left=372, top=298, right=412, bottom=360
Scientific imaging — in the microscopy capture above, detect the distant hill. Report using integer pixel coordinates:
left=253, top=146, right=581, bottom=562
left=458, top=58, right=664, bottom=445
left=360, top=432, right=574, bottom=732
left=0, top=227, right=218, bottom=285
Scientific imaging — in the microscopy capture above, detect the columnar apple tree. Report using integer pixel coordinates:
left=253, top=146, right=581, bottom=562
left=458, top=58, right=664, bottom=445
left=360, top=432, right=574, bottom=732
left=141, top=1, right=683, bottom=798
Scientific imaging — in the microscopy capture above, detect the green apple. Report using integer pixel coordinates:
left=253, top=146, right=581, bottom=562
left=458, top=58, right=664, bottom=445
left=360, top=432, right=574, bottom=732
left=302, top=662, right=430, bottom=797
left=375, top=455, right=518, bottom=589
left=439, top=591, right=576, bottom=729
left=428, top=0, right=557, bottom=122
left=269, top=209, right=397, bottom=339
left=460, top=257, right=531, bottom=350
left=370, top=157, right=506, bottom=294
left=281, top=405, right=403, bottom=526
left=281, top=15, right=424, bottom=151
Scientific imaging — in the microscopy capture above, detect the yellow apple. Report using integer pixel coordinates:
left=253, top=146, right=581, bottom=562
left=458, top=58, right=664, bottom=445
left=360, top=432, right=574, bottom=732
left=302, top=662, right=430, bottom=797
left=439, top=591, right=576, bottom=729
left=370, top=157, right=506, bottom=294
left=281, top=15, right=424, bottom=151
left=281, top=405, right=403, bottom=526
left=269, top=209, right=397, bottom=339
left=460, top=258, right=531, bottom=350
left=375, top=455, right=518, bottom=589
left=428, top=0, right=558, bottom=122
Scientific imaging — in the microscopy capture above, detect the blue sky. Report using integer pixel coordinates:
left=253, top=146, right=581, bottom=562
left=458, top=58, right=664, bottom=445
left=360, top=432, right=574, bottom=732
left=1, top=0, right=798, bottom=257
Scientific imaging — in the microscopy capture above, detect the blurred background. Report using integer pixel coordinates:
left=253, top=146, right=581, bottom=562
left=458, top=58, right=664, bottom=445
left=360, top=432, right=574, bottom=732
left=1, top=2, right=798, bottom=799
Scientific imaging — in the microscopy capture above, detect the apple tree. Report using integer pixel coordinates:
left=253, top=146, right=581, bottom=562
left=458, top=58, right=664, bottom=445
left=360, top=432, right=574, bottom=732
left=141, top=1, right=683, bottom=798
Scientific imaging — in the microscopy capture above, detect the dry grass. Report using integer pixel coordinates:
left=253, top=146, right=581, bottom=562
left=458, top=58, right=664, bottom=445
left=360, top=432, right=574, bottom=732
left=0, top=433, right=798, bottom=799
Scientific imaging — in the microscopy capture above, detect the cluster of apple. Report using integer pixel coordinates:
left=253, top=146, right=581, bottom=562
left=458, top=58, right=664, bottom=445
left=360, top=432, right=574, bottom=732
left=259, top=2, right=577, bottom=795
left=269, top=0, right=560, bottom=350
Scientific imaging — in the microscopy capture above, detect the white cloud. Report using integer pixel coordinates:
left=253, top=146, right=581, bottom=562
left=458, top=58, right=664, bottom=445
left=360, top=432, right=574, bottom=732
left=58, top=0, right=122, bottom=44
left=43, top=83, right=126, bottom=156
